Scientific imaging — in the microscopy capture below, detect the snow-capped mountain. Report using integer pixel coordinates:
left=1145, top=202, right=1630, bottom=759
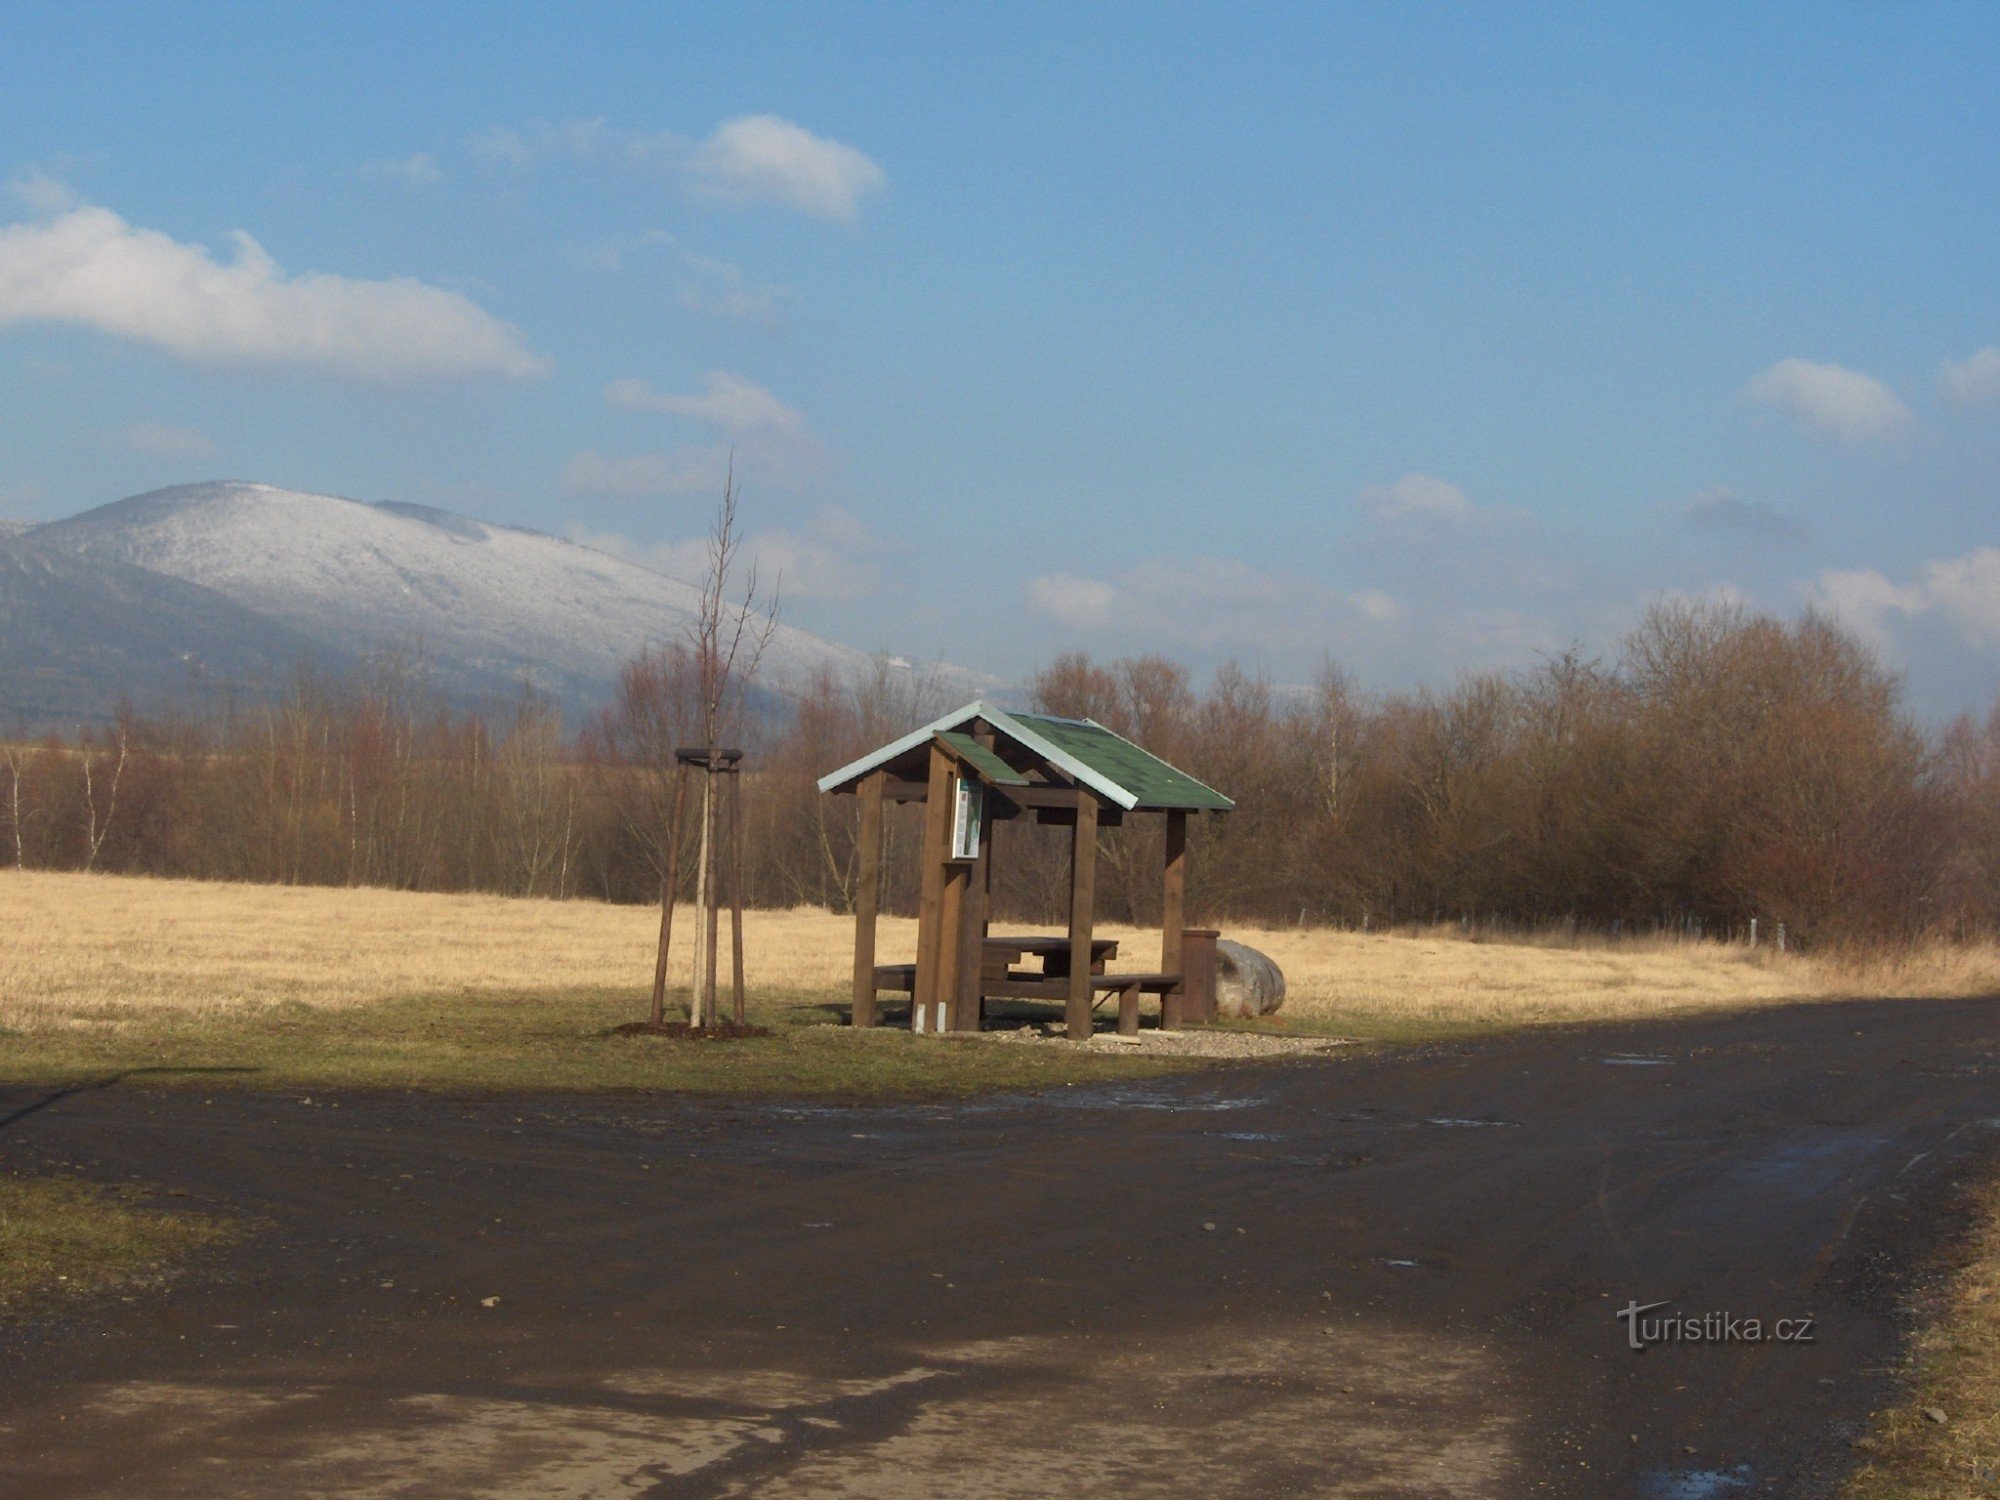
left=0, top=529, right=353, bottom=725
left=11, top=481, right=893, bottom=724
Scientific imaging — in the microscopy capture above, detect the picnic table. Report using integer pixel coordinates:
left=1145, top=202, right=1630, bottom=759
left=873, top=934, right=1187, bottom=1033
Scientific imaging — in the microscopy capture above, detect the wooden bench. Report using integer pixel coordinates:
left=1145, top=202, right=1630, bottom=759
left=1089, top=972, right=1183, bottom=1036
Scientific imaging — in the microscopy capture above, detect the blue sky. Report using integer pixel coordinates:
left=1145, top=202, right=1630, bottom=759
left=3, top=3, right=2000, bottom=715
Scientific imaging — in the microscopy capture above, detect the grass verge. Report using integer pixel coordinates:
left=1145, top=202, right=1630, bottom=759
left=0, top=1175, right=237, bottom=1315
left=1844, top=1183, right=2000, bottom=1497
left=0, top=989, right=1202, bottom=1100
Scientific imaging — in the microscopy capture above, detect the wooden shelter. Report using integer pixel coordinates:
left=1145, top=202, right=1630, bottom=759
left=818, top=701, right=1233, bottom=1039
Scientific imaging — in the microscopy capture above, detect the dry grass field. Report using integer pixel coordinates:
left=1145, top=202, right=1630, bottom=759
left=5, top=868, right=1998, bottom=1038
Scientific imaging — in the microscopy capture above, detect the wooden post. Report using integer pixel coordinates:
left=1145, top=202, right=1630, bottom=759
left=729, top=766, right=745, bottom=1027
left=952, top=828, right=988, bottom=1033
left=649, top=761, right=689, bottom=1026
left=937, top=856, right=964, bottom=1035
left=851, top=771, right=884, bottom=1027
left=1159, top=809, right=1188, bottom=1030
left=1066, top=794, right=1098, bottom=1041
left=948, top=816, right=988, bottom=1040
left=703, top=764, right=722, bottom=1026
left=912, top=744, right=954, bottom=1031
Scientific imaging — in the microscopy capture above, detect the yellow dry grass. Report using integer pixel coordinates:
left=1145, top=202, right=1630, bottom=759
left=1843, top=1184, right=2000, bottom=1498
left=6, top=868, right=1997, bottom=1037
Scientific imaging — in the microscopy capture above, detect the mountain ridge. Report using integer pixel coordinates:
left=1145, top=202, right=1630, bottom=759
left=7, top=480, right=911, bottom=726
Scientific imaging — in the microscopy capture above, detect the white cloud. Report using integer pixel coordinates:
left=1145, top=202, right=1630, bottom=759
left=1943, top=347, right=2000, bottom=408
left=1025, top=573, right=1120, bottom=632
left=1812, top=548, right=2000, bottom=656
left=1918, top=549, right=2000, bottom=648
left=472, top=119, right=609, bottom=169
left=473, top=114, right=884, bottom=223
left=571, top=504, right=878, bottom=601
left=112, top=421, right=217, bottom=460
left=0, top=204, right=544, bottom=380
left=687, top=115, right=886, bottom=224
left=605, top=371, right=831, bottom=488
left=1022, top=544, right=1594, bottom=684
left=363, top=153, right=444, bottom=190
left=1744, top=358, right=1912, bottom=443
left=1348, top=588, right=1406, bottom=623
left=677, top=254, right=794, bottom=327
left=560, top=449, right=721, bottom=500
left=7, top=170, right=80, bottom=215
left=1356, top=472, right=1476, bottom=523
left=572, top=228, right=675, bottom=274
left=608, top=370, right=800, bottom=432
left=1025, top=559, right=1412, bottom=658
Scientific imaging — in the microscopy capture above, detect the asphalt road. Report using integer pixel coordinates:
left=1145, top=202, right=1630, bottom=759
left=2, top=996, right=1997, bottom=1498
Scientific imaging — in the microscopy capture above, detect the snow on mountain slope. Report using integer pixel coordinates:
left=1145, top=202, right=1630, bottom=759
left=0, top=530, right=353, bottom=726
left=32, top=482, right=880, bottom=706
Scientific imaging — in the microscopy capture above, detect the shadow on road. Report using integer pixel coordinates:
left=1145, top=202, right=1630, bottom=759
left=0, top=1067, right=262, bottom=1137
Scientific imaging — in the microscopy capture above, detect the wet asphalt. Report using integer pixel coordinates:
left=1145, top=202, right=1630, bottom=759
left=1, top=995, right=1997, bottom=1497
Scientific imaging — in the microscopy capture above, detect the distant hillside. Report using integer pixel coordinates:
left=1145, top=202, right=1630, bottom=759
left=0, top=532, right=351, bottom=727
left=9, top=480, right=905, bottom=726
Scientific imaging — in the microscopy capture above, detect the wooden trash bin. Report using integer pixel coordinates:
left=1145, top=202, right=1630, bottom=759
left=1181, top=928, right=1219, bottom=1025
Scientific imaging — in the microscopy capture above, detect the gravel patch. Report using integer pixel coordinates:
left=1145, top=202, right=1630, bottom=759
left=987, top=1024, right=1355, bottom=1058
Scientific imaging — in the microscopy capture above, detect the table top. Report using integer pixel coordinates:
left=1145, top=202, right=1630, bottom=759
left=983, top=935, right=1119, bottom=957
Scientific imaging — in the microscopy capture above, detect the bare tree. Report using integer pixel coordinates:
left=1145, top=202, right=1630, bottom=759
left=653, top=462, right=779, bottom=1028
left=1, top=738, right=28, bottom=869
left=79, top=717, right=130, bottom=874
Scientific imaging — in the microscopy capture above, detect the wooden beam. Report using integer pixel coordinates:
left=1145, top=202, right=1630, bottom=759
left=1032, top=805, right=1124, bottom=828
left=881, top=777, right=1096, bottom=810
left=850, top=771, right=884, bottom=1027
left=1160, top=808, right=1188, bottom=1031
left=1066, top=794, right=1099, bottom=1040
left=911, top=744, right=953, bottom=1030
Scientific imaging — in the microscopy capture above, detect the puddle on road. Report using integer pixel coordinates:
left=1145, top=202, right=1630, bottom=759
left=1642, top=1463, right=1755, bottom=1498
left=1602, top=1055, right=1673, bottom=1067
left=1732, top=1131, right=1889, bottom=1196
left=1424, top=1118, right=1519, bottom=1129
left=1019, top=1083, right=1265, bottom=1114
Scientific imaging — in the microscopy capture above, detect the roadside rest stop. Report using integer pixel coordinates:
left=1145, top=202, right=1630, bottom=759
left=817, top=701, right=1235, bottom=1041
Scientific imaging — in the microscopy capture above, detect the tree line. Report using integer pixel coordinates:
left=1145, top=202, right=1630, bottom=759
left=5, top=598, right=1996, bottom=949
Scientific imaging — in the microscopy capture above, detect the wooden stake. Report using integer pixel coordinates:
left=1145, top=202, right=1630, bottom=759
left=729, top=766, right=746, bottom=1026
left=688, top=768, right=712, bottom=1026
left=851, top=771, right=884, bottom=1027
left=649, top=762, right=688, bottom=1026
left=703, top=765, right=721, bottom=1026
left=1066, top=794, right=1098, bottom=1041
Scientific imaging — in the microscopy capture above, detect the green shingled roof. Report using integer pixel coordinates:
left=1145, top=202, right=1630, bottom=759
left=816, top=699, right=1234, bottom=812
left=935, top=731, right=1028, bottom=786
left=1004, top=711, right=1235, bottom=811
